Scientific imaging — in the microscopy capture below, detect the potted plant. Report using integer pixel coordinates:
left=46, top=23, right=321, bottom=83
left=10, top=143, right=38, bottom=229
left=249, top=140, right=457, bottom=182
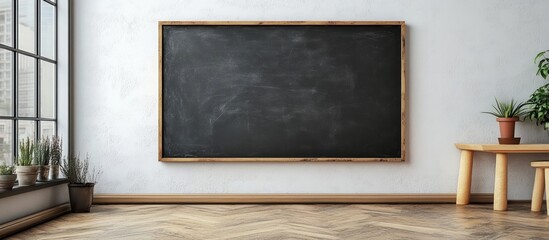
left=61, top=154, right=100, bottom=213
left=527, top=50, right=549, bottom=129
left=483, top=98, right=527, bottom=144
left=0, top=162, right=16, bottom=191
left=49, top=136, right=62, bottom=180
left=15, top=137, right=38, bottom=186
left=35, top=137, right=51, bottom=181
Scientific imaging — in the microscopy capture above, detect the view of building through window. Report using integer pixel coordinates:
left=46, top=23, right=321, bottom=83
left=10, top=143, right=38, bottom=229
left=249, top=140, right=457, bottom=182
left=0, top=0, right=56, bottom=163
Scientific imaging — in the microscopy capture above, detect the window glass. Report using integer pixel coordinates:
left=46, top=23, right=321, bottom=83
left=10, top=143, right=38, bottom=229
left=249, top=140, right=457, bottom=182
left=40, top=60, right=54, bottom=118
left=17, top=54, right=35, bottom=117
left=0, top=120, right=12, bottom=163
left=0, top=0, right=12, bottom=47
left=39, top=120, right=54, bottom=138
left=40, top=1, right=55, bottom=59
left=18, top=120, right=35, bottom=143
left=18, top=0, right=36, bottom=53
left=0, top=49, right=11, bottom=116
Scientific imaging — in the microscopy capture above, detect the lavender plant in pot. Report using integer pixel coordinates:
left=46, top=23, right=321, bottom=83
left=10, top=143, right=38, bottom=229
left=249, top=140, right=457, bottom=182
left=483, top=98, right=528, bottom=144
left=15, top=138, right=38, bottom=186
left=49, top=136, right=62, bottom=180
left=0, top=163, right=16, bottom=191
left=35, top=137, right=51, bottom=181
left=61, top=154, right=100, bottom=213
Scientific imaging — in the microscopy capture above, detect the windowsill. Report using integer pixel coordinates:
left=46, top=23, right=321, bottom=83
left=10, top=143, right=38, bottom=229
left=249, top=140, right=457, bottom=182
left=0, top=179, right=68, bottom=199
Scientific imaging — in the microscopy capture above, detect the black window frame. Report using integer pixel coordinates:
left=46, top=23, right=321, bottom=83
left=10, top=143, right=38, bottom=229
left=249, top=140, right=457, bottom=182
left=0, top=0, right=57, bottom=161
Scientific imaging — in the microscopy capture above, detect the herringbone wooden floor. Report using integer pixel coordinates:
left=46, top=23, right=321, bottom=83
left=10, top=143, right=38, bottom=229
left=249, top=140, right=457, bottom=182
left=10, top=203, right=549, bottom=239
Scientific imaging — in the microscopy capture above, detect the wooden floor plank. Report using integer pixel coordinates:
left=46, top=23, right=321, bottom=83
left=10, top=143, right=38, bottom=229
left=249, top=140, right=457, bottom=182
left=9, top=203, right=549, bottom=239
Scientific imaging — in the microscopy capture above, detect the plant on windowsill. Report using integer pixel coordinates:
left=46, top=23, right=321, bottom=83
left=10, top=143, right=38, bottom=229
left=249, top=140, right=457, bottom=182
left=0, top=162, right=16, bottom=191
left=49, top=136, right=62, bottom=180
left=60, top=154, right=101, bottom=213
left=15, top=138, right=38, bottom=186
left=483, top=98, right=527, bottom=144
left=35, top=137, right=51, bottom=181
left=526, top=50, right=549, bottom=130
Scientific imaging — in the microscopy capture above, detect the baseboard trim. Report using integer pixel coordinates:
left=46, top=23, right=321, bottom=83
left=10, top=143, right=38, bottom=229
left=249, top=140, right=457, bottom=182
left=0, top=203, right=70, bottom=238
left=93, top=193, right=494, bottom=204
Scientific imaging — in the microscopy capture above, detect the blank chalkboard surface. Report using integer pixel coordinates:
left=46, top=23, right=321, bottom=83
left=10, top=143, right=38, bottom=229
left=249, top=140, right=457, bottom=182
left=159, top=21, right=406, bottom=162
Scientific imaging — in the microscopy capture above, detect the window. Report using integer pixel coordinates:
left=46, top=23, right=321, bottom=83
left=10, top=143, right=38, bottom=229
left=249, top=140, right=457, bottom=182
left=0, top=0, right=57, bottom=163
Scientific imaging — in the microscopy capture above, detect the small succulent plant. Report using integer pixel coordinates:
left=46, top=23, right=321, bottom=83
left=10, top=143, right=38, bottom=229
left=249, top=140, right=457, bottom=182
left=0, top=163, right=15, bottom=175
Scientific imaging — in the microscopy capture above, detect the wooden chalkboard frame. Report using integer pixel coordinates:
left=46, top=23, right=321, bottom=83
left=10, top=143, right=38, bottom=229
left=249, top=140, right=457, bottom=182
left=158, top=21, right=406, bottom=162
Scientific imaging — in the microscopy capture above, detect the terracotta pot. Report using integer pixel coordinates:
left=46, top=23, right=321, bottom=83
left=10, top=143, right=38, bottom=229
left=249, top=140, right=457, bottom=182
left=37, top=165, right=50, bottom=181
left=15, top=166, right=39, bottom=186
left=497, top=117, right=519, bottom=139
left=0, top=174, right=17, bottom=191
left=68, top=183, right=95, bottom=213
left=49, top=165, right=60, bottom=180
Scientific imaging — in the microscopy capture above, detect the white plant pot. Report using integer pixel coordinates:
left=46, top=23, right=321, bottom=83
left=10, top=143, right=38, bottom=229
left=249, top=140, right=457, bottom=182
left=0, top=174, right=17, bottom=191
left=49, top=165, right=60, bottom=180
left=16, top=166, right=39, bottom=186
left=37, top=165, right=50, bottom=181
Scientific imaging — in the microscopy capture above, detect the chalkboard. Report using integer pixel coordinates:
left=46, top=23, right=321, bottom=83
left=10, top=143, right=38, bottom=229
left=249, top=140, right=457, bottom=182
left=159, top=21, right=406, bottom=162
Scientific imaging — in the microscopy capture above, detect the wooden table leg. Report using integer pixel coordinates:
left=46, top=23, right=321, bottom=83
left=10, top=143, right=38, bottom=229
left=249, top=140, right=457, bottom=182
left=456, top=150, right=474, bottom=205
left=494, top=153, right=508, bottom=211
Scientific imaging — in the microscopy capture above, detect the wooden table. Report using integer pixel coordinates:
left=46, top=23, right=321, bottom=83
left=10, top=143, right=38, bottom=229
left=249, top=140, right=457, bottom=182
left=456, top=143, right=549, bottom=211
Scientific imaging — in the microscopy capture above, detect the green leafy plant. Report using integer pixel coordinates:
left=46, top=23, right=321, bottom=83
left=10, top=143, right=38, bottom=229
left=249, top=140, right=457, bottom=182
left=527, top=50, right=549, bottom=130
left=0, top=163, right=15, bottom=175
left=50, top=136, right=62, bottom=165
left=535, top=50, right=549, bottom=79
left=35, top=137, right=51, bottom=166
left=527, top=84, right=549, bottom=129
left=61, top=154, right=101, bottom=184
left=16, top=137, right=35, bottom=166
left=483, top=98, right=528, bottom=118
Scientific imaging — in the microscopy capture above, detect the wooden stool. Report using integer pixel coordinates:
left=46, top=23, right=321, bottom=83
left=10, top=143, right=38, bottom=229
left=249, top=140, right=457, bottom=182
left=531, top=161, right=549, bottom=213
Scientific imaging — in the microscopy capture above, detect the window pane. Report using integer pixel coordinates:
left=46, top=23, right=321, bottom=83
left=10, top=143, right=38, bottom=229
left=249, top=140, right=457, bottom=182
left=0, top=49, right=11, bottom=116
left=40, top=1, right=55, bottom=59
left=18, top=120, right=35, bottom=143
left=18, top=54, right=35, bottom=117
left=0, top=0, right=12, bottom=47
left=0, top=120, right=12, bottom=163
left=39, top=120, right=54, bottom=138
left=18, top=0, right=35, bottom=53
left=40, top=60, right=54, bottom=118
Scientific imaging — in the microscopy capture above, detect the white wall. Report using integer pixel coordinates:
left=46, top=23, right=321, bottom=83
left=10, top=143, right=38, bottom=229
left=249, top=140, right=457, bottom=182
left=72, top=0, right=549, bottom=199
